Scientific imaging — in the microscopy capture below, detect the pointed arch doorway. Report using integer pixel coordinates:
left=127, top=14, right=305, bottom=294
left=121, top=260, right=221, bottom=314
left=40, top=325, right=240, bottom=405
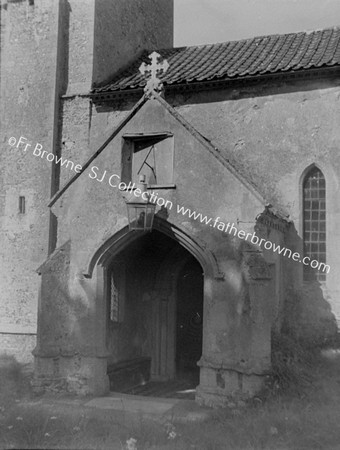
left=104, top=229, right=204, bottom=397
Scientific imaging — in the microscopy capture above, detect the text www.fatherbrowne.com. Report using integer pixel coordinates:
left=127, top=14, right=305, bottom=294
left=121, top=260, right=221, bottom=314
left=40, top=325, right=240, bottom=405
left=175, top=204, right=330, bottom=274
left=8, top=135, right=330, bottom=275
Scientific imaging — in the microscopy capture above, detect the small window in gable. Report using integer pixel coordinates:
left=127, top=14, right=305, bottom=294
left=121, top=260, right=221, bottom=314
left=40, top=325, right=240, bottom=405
left=122, top=133, right=174, bottom=188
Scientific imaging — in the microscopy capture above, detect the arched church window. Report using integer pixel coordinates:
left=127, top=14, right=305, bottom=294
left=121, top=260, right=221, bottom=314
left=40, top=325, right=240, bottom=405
left=303, top=167, right=326, bottom=281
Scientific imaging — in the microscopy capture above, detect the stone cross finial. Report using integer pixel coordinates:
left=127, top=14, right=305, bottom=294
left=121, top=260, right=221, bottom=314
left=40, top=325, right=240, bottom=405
left=139, top=51, right=169, bottom=95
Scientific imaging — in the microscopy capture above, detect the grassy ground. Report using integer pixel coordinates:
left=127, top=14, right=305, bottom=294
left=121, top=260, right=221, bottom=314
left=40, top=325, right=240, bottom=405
left=0, top=348, right=340, bottom=450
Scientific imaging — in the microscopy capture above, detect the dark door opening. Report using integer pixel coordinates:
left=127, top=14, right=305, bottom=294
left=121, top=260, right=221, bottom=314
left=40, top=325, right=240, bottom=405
left=106, top=230, right=204, bottom=398
left=176, top=257, right=203, bottom=387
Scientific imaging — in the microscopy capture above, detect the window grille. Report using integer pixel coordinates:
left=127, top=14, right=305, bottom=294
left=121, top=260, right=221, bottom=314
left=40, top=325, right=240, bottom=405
left=303, top=167, right=326, bottom=281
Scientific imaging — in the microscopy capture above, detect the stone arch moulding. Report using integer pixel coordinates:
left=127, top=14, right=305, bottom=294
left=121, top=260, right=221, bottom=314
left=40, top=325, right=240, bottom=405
left=299, top=162, right=324, bottom=187
left=297, top=160, right=338, bottom=195
left=83, top=217, right=224, bottom=280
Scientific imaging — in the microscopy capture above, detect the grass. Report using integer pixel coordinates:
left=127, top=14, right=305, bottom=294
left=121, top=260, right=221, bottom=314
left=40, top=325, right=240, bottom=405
left=0, top=344, right=340, bottom=450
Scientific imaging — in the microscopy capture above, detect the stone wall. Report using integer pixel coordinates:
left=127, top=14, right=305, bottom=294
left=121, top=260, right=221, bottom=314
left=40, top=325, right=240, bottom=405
left=66, top=0, right=173, bottom=95
left=0, top=0, right=174, bottom=363
left=0, top=333, right=36, bottom=364
left=169, top=77, right=340, bottom=325
left=32, top=94, right=276, bottom=400
left=0, top=0, right=60, bottom=361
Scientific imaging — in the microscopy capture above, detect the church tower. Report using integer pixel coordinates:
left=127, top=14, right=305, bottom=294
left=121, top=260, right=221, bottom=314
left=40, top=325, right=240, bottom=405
left=0, top=0, right=173, bottom=363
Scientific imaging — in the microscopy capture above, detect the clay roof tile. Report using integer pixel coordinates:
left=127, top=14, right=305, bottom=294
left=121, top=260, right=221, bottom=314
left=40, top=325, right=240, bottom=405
left=92, top=26, right=340, bottom=93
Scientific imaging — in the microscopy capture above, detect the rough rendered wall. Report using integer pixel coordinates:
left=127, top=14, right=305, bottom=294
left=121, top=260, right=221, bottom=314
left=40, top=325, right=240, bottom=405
left=0, top=334, right=36, bottom=364
left=171, top=77, right=340, bottom=324
left=36, top=95, right=273, bottom=398
left=52, top=97, right=268, bottom=361
left=0, top=0, right=59, bottom=362
left=93, top=0, right=174, bottom=86
left=56, top=97, right=265, bottom=268
left=65, top=0, right=95, bottom=95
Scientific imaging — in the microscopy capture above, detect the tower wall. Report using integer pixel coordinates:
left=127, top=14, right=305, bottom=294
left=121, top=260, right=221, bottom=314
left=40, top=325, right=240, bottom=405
left=0, top=0, right=61, bottom=362
left=0, top=0, right=174, bottom=363
left=66, top=0, right=174, bottom=94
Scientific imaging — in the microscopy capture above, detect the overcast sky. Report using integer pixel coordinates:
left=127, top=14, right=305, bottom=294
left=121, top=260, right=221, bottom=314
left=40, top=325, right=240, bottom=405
left=174, top=0, right=340, bottom=46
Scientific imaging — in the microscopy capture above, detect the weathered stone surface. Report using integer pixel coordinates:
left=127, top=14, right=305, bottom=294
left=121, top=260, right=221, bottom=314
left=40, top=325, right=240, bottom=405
left=1, top=0, right=339, bottom=408
left=0, top=0, right=60, bottom=355
left=0, top=0, right=174, bottom=364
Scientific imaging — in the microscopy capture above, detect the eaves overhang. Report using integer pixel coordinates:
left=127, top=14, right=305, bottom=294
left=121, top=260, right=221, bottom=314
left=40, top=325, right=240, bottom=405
left=84, top=66, right=340, bottom=104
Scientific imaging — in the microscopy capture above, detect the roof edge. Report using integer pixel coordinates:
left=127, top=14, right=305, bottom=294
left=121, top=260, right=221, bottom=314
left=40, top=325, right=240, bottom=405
left=48, top=94, right=148, bottom=207
left=87, top=66, right=340, bottom=102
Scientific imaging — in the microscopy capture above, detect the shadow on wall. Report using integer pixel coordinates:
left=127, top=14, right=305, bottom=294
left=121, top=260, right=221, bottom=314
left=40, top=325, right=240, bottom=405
left=281, top=222, right=337, bottom=347
left=36, top=240, right=98, bottom=359
left=0, top=354, right=32, bottom=406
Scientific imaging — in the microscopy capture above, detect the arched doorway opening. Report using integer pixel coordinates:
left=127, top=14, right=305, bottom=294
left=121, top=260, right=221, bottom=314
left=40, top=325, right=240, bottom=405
left=104, top=229, right=204, bottom=398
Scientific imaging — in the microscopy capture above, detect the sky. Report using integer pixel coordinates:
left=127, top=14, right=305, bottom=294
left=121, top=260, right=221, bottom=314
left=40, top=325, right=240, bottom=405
left=174, top=0, right=340, bottom=46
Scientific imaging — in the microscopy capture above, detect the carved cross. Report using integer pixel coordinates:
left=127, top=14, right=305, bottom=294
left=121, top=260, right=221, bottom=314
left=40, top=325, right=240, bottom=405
left=139, top=51, right=169, bottom=95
